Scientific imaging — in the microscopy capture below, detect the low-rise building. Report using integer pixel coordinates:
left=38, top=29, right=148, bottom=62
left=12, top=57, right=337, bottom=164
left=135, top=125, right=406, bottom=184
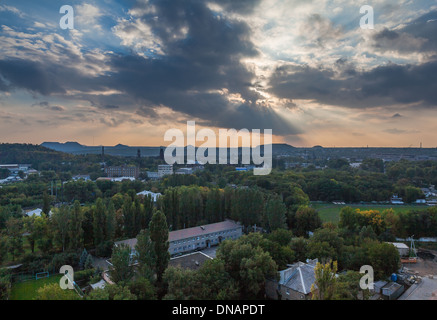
left=388, top=242, right=410, bottom=257
left=105, top=165, right=139, bottom=179
left=72, top=175, right=91, bottom=181
left=158, top=164, right=173, bottom=177
left=175, top=168, right=193, bottom=175
left=265, top=259, right=318, bottom=300
left=25, top=208, right=43, bottom=217
left=114, top=220, right=243, bottom=257
left=136, top=190, right=162, bottom=202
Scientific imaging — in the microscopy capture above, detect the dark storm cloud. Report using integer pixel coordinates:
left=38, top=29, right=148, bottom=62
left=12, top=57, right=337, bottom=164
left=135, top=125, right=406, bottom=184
left=0, top=58, right=111, bottom=96
left=269, top=59, right=437, bottom=109
left=0, top=0, right=298, bottom=135
left=31, top=101, right=66, bottom=112
left=214, top=0, right=262, bottom=15
left=0, top=59, right=65, bottom=95
left=372, top=11, right=437, bottom=53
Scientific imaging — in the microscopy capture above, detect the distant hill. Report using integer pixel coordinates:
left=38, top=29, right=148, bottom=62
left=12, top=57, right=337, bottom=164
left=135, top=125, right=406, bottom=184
left=40, top=142, right=297, bottom=157
left=0, top=143, right=73, bottom=167
left=41, top=141, right=162, bottom=157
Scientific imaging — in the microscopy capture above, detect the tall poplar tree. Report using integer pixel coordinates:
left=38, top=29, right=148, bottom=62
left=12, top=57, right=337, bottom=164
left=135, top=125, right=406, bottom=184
left=149, top=210, right=169, bottom=282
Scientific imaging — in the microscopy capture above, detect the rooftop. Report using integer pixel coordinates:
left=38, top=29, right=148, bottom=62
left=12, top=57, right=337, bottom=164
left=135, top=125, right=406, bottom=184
left=169, top=252, right=212, bottom=270
left=279, top=259, right=318, bottom=295
left=115, top=220, right=242, bottom=250
left=169, top=220, right=241, bottom=242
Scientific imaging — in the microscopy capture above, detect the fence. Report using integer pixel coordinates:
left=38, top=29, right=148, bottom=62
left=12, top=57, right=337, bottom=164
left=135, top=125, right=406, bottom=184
left=11, top=267, right=57, bottom=283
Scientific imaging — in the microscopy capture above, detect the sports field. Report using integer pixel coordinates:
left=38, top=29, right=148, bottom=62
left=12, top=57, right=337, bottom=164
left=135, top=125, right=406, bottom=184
left=311, top=203, right=423, bottom=224
left=9, top=274, right=72, bottom=300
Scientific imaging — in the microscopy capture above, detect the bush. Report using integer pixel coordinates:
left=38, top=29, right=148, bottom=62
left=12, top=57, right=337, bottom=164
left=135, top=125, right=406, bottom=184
left=49, top=251, right=80, bottom=271
left=74, top=269, right=95, bottom=283
left=96, top=241, right=114, bottom=257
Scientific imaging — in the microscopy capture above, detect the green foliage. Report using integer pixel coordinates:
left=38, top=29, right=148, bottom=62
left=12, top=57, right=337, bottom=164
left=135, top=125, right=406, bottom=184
left=264, top=195, right=287, bottom=231
left=87, top=284, right=137, bottom=300
left=311, top=261, right=338, bottom=300
left=35, top=283, right=80, bottom=300
left=334, top=271, right=371, bottom=300
left=0, top=270, right=11, bottom=300
left=149, top=210, right=170, bottom=282
left=366, top=241, right=400, bottom=279
left=163, top=260, right=239, bottom=300
left=84, top=254, right=94, bottom=270
left=128, top=277, right=156, bottom=300
left=290, top=206, right=322, bottom=237
left=216, top=236, right=277, bottom=299
left=135, top=229, right=156, bottom=282
left=110, top=243, right=134, bottom=284
left=6, top=217, right=23, bottom=261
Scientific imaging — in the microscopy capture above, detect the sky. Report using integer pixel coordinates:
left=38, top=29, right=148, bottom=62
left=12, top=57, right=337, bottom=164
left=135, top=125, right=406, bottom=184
left=0, top=0, right=437, bottom=147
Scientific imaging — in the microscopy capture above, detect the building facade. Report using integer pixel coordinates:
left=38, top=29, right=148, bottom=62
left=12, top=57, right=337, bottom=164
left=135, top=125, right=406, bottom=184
left=104, top=165, right=139, bottom=178
left=114, top=220, right=243, bottom=257
left=158, top=164, right=173, bottom=177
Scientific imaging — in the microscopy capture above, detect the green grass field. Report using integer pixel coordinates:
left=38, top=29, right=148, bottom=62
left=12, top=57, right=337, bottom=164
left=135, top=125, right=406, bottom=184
left=10, top=275, right=64, bottom=300
left=311, top=203, right=423, bottom=224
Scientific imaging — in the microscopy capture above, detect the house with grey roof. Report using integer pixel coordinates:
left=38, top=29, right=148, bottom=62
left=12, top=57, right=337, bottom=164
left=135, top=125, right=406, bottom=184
left=265, top=259, right=318, bottom=300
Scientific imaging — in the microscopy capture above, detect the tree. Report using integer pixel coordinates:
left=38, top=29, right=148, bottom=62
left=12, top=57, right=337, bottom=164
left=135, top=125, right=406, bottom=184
left=35, top=283, right=80, bottom=300
left=268, top=229, right=294, bottom=247
left=308, top=241, right=337, bottom=262
left=42, top=192, right=51, bottom=215
left=128, top=277, right=156, bottom=300
left=84, top=254, right=94, bottom=270
left=366, top=241, right=400, bottom=279
left=93, top=198, right=106, bottom=247
left=87, top=284, right=137, bottom=300
left=195, top=259, right=239, bottom=300
left=79, top=248, right=89, bottom=270
left=333, top=271, right=370, bottom=300
left=6, top=217, right=23, bottom=261
left=135, top=229, right=156, bottom=282
left=217, top=239, right=277, bottom=299
left=0, top=235, right=7, bottom=265
left=69, top=201, right=84, bottom=250
left=264, top=195, right=287, bottom=231
left=163, top=267, right=196, bottom=300
left=34, top=215, right=52, bottom=254
left=292, top=206, right=322, bottom=237
left=149, top=210, right=170, bottom=282
left=110, top=243, right=134, bottom=284
left=23, top=215, right=37, bottom=253
left=122, top=197, right=136, bottom=238
left=310, top=228, right=344, bottom=261
left=0, top=270, right=11, bottom=300
left=311, top=261, right=337, bottom=300
left=51, top=206, right=70, bottom=252
left=290, top=237, right=309, bottom=262
left=106, top=200, right=116, bottom=241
